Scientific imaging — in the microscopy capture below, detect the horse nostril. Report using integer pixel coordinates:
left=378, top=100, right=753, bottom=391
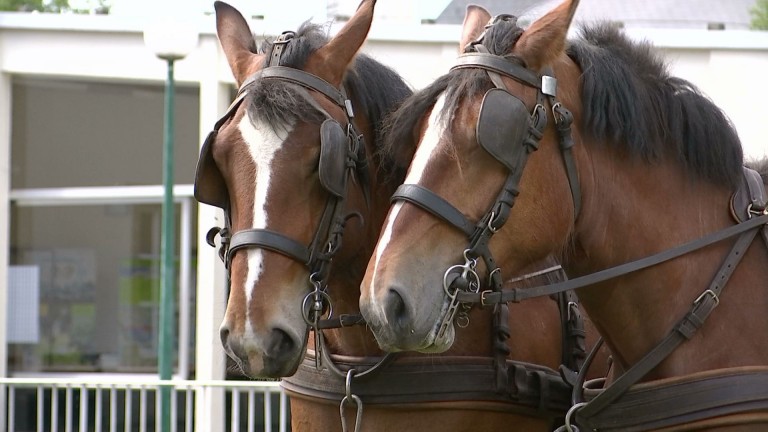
left=266, top=328, right=295, bottom=360
left=385, top=288, right=408, bottom=329
left=220, top=326, right=231, bottom=348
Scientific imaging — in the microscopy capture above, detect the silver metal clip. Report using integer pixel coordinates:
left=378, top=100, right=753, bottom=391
left=344, top=99, right=355, bottom=118
left=340, top=369, right=363, bottom=432
left=542, top=75, right=557, bottom=97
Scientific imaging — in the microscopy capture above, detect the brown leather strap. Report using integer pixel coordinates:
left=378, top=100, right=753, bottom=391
left=457, top=212, right=768, bottom=305
left=578, top=367, right=768, bottom=431
left=576, top=226, right=759, bottom=420
left=281, top=352, right=572, bottom=418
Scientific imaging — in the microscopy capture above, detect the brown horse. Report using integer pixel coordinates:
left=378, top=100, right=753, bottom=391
left=196, top=1, right=604, bottom=431
left=360, top=0, right=768, bottom=430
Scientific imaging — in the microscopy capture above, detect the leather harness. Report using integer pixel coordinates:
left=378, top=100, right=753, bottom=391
left=195, top=27, right=590, bottom=432
left=383, top=16, right=768, bottom=431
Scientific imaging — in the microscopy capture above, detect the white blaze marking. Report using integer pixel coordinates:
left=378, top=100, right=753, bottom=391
left=369, top=95, right=448, bottom=311
left=237, top=115, right=293, bottom=332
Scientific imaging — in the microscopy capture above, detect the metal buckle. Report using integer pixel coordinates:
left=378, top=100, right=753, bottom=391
left=480, top=290, right=494, bottom=307
left=693, top=289, right=720, bottom=307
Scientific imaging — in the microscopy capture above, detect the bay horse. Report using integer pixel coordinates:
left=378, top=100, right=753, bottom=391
left=360, top=0, right=768, bottom=430
left=196, top=1, right=605, bottom=431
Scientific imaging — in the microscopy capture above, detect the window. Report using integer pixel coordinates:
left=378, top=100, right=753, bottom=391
left=8, top=77, right=200, bottom=377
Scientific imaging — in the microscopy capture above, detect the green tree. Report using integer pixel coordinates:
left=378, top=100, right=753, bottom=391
left=751, top=0, right=768, bottom=30
left=0, top=0, right=109, bottom=13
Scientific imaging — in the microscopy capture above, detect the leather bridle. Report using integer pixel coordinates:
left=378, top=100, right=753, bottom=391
left=389, top=16, right=585, bottom=386
left=385, top=16, right=768, bottom=431
left=194, top=31, right=371, bottom=363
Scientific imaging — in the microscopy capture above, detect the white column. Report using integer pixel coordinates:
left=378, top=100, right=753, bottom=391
left=194, top=35, right=229, bottom=432
left=0, top=72, right=11, bottom=432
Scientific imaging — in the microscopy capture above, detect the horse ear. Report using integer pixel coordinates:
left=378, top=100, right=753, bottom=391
left=459, top=5, right=492, bottom=53
left=311, top=0, right=376, bottom=86
left=214, top=1, right=264, bottom=85
left=513, top=0, right=579, bottom=70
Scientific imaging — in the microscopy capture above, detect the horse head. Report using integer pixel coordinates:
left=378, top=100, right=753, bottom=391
left=359, top=0, right=585, bottom=352
left=196, top=0, right=411, bottom=377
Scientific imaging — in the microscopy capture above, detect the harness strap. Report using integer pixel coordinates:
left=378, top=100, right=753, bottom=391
left=228, top=229, right=311, bottom=265
left=576, top=226, right=759, bottom=421
left=558, top=289, right=587, bottom=372
left=315, top=313, right=366, bottom=330
left=453, top=53, right=542, bottom=89
left=282, top=351, right=572, bottom=417
left=391, top=184, right=476, bottom=236
left=253, top=66, right=349, bottom=110
left=550, top=101, right=582, bottom=217
left=457, top=212, right=768, bottom=305
left=578, top=367, right=768, bottom=431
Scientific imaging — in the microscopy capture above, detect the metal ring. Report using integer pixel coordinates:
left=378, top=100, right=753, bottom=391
left=563, top=402, right=586, bottom=432
left=747, top=203, right=768, bottom=218
left=301, top=290, right=334, bottom=326
left=456, top=314, right=470, bottom=328
left=443, top=264, right=467, bottom=297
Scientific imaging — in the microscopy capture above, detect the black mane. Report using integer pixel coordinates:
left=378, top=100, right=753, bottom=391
left=246, top=22, right=412, bottom=182
left=566, top=23, right=743, bottom=188
left=383, top=19, right=746, bottom=189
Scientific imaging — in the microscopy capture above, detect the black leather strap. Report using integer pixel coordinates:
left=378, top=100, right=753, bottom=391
left=578, top=367, right=768, bottom=431
left=551, top=101, right=581, bottom=217
left=457, top=212, right=768, bottom=305
left=316, top=313, right=366, bottom=330
left=391, top=184, right=476, bottom=236
left=253, top=66, right=348, bottom=109
left=282, top=352, right=572, bottom=417
left=577, top=226, right=759, bottom=420
left=452, top=53, right=542, bottom=89
left=228, top=229, right=311, bottom=265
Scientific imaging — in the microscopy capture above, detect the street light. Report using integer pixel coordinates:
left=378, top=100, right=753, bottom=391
left=143, top=16, right=198, bottom=432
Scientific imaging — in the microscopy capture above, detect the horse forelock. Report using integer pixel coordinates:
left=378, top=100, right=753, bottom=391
left=381, top=17, right=529, bottom=172
left=248, top=22, right=412, bottom=190
left=566, top=22, right=744, bottom=189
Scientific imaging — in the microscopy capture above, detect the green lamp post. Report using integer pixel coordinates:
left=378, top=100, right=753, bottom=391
left=143, top=18, right=198, bottom=432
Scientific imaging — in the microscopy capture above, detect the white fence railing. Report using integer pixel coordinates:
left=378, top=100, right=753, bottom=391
left=0, top=377, right=289, bottom=432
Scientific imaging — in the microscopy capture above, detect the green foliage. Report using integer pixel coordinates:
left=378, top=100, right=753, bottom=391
left=751, top=0, right=768, bottom=30
left=0, top=0, right=109, bottom=13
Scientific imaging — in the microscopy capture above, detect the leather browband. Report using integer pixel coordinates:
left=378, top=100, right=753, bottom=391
left=251, top=66, right=350, bottom=112
left=452, top=53, right=542, bottom=89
